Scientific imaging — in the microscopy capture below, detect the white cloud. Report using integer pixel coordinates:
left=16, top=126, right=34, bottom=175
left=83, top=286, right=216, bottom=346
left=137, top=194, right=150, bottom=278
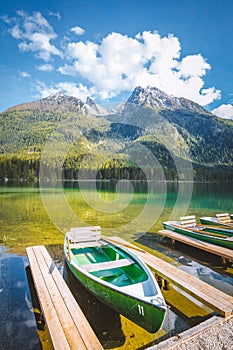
left=57, top=82, right=93, bottom=100
left=178, top=54, right=210, bottom=78
left=8, top=11, right=62, bottom=61
left=211, top=104, right=233, bottom=120
left=19, top=70, right=31, bottom=78
left=70, top=26, right=85, bottom=36
left=59, top=30, right=220, bottom=105
left=48, top=11, right=61, bottom=20
left=34, top=80, right=94, bottom=101
left=34, top=81, right=58, bottom=98
left=36, top=63, right=54, bottom=71
left=4, top=12, right=221, bottom=105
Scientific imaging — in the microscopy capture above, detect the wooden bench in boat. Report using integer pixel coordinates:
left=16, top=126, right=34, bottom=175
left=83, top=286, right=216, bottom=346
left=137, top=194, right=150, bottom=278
left=105, top=236, right=233, bottom=318
left=180, top=215, right=197, bottom=228
left=26, top=245, right=103, bottom=350
left=216, top=213, right=232, bottom=224
left=178, top=216, right=228, bottom=235
left=67, top=226, right=103, bottom=248
left=69, top=226, right=101, bottom=242
left=82, top=258, right=134, bottom=272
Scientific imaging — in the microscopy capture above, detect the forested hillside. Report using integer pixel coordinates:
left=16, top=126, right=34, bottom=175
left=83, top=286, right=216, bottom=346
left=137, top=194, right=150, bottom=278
left=0, top=88, right=232, bottom=182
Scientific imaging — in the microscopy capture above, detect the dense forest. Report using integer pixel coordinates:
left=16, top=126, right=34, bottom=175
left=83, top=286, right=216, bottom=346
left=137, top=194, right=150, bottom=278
left=1, top=153, right=232, bottom=183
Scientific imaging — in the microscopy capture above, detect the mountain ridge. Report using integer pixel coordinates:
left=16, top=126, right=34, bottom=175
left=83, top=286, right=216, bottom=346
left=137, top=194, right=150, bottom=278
left=126, top=86, right=209, bottom=114
left=4, top=85, right=213, bottom=115
left=0, top=86, right=232, bottom=182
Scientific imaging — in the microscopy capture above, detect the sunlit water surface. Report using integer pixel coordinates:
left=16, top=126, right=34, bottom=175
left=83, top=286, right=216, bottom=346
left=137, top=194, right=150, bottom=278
left=0, top=181, right=232, bottom=349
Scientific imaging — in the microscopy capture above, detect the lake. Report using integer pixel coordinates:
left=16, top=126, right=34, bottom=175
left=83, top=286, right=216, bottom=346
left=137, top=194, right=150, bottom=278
left=0, top=181, right=233, bottom=349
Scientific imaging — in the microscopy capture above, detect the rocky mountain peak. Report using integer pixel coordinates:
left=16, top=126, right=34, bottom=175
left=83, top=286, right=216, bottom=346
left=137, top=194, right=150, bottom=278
left=43, top=90, right=83, bottom=107
left=127, top=86, right=208, bottom=114
left=82, top=96, right=109, bottom=116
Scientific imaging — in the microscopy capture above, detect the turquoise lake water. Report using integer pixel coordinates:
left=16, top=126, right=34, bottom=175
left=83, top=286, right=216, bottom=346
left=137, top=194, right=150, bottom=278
left=0, top=181, right=232, bottom=349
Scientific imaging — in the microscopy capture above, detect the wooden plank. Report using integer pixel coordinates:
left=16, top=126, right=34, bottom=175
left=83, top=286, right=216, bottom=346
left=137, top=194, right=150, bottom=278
left=71, top=226, right=101, bottom=232
left=180, top=219, right=196, bottom=227
left=138, top=252, right=233, bottom=310
left=36, top=246, right=103, bottom=350
left=26, top=246, right=103, bottom=350
left=104, top=237, right=233, bottom=317
left=26, top=247, right=71, bottom=350
left=69, top=242, right=102, bottom=249
left=216, top=213, right=230, bottom=218
left=180, top=215, right=196, bottom=221
left=216, top=213, right=232, bottom=224
left=219, top=218, right=232, bottom=224
left=68, top=233, right=101, bottom=242
left=158, top=229, right=233, bottom=261
left=32, top=246, right=87, bottom=350
left=82, top=258, right=134, bottom=272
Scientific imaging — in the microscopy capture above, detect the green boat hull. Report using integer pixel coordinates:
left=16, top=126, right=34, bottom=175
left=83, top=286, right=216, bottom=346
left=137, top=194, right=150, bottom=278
left=163, top=222, right=233, bottom=250
left=65, top=258, right=166, bottom=333
left=200, top=217, right=233, bottom=232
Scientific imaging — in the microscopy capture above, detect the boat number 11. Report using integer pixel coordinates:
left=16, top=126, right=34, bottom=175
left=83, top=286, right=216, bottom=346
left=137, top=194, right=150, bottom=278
left=138, top=305, right=144, bottom=316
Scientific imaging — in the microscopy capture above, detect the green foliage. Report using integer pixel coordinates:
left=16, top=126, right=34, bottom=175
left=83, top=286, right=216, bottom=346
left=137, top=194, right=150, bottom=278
left=1, top=97, right=233, bottom=182
left=162, top=109, right=233, bottom=166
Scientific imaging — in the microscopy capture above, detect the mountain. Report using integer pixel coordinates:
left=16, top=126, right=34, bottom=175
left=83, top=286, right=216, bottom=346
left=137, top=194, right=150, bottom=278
left=0, top=91, right=112, bottom=153
left=81, top=97, right=109, bottom=116
left=7, top=90, right=84, bottom=112
left=108, top=86, right=233, bottom=169
left=127, top=86, right=208, bottom=114
left=0, top=87, right=233, bottom=182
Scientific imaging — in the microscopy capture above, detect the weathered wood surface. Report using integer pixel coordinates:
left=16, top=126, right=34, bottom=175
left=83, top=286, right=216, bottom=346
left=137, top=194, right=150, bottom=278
left=82, top=258, right=133, bottom=272
left=105, top=236, right=233, bottom=318
left=158, top=229, right=233, bottom=261
left=26, top=245, right=103, bottom=350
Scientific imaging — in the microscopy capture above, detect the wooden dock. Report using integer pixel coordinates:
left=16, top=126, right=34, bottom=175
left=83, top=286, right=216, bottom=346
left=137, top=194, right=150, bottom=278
left=26, top=245, right=103, bottom=350
left=105, top=237, right=233, bottom=318
left=158, top=229, right=233, bottom=264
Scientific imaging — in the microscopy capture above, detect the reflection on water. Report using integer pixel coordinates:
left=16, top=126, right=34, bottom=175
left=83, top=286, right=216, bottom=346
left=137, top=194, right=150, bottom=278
left=1, top=181, right=232, bottom=253
left=0, top=247, right=41, bottom=349
left=0, top=181, right=233, bottom=349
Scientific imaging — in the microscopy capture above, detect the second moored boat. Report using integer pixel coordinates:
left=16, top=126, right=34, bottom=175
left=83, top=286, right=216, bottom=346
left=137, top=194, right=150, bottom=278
left=163, top=215, right=233, bottom=250
left=200, top=213, right=233, bottom=229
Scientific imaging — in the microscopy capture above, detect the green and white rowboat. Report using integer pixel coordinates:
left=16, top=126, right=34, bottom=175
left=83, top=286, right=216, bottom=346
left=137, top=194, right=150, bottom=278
left=64, top=226, right=167, bottom=333
left=163, top=216, right=233, bottom=250
left=200, top=213, right=233, bottom=230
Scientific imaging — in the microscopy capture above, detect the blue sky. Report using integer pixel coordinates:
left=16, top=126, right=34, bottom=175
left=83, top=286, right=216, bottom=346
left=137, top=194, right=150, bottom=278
left=1, top=0, right=233, bottom=118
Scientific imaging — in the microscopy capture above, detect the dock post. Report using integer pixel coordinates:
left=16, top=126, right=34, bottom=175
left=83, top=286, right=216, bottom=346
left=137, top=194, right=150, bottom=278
left=157, top=275, right=164, bottom=288
left=171, top=238, right=176, bottom=250
left=163, top=279, right=171, bottom=290
left=221, top=257, right=228, bottom=270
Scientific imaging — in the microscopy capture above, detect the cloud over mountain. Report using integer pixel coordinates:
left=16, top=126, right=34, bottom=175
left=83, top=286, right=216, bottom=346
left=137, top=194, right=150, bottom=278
left=212, top=104, right=233, bottom=120
left=3, top=11, right=221, bottom=106
left=58, top=31, right=221, bottom=105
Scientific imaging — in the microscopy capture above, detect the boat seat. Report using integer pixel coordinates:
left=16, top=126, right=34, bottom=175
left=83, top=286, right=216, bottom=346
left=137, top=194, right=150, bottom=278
left=92, top=269, right=122, bottom=279
left=216, top=213, right=231, bottom=224
left=69, top=242, right=103, bottom=249
left=193, top=226, right=205, bottom=231
left=180, top=215, right=196, bottom=228
left=82, top=258, right=134, bottom=272
left=67, top=226, right=103, bottom=248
